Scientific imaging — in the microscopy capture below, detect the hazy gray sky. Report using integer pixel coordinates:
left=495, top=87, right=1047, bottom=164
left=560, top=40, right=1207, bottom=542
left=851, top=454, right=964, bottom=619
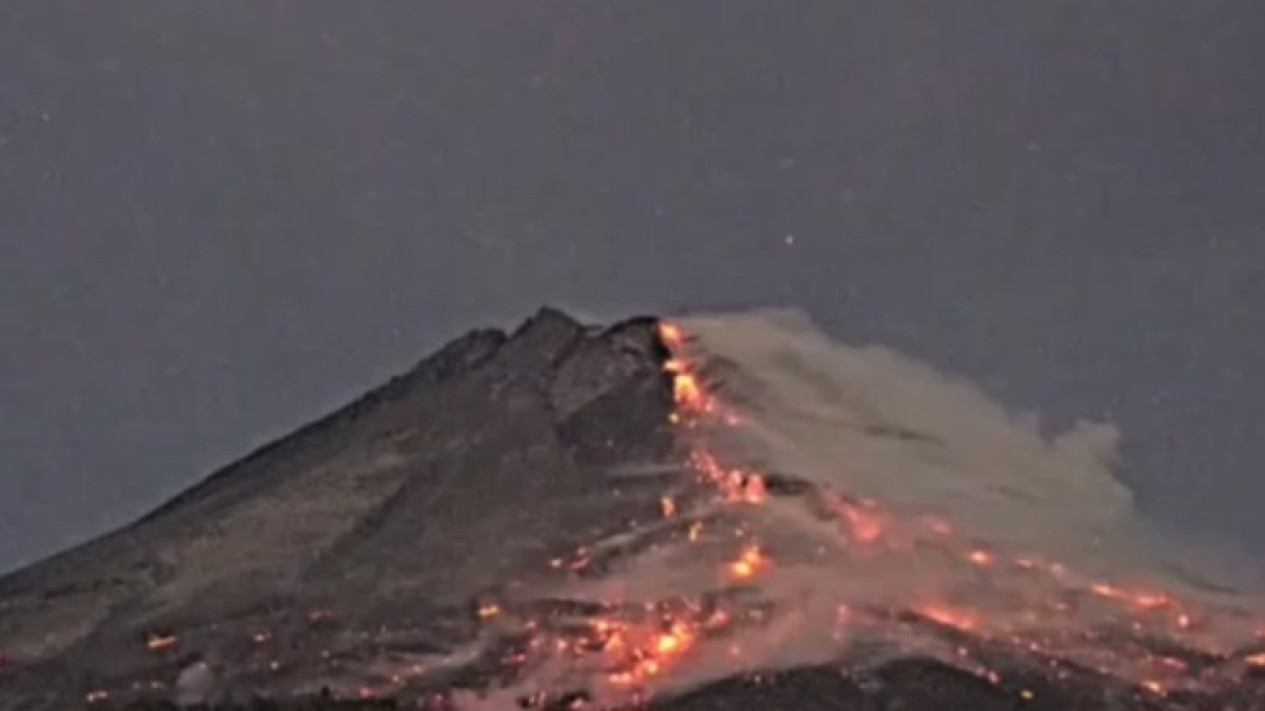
left=1, top=2, right=1262, bottom=573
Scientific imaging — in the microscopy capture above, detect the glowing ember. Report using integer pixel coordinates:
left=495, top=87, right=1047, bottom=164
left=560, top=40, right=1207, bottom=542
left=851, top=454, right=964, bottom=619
left=658, top=322, right=685, bottom=349
left=728, top=545, right=768, bottom=581
left=1141, top=679, right=1167, bottom=696
left=672, top=372, right=705, bottom=410
left=45, top=317, right=1263, bottom=708
left=655, top=626, right=689, bottom=655
left=145, top=633, right=177, bottom=652
left=638, top=319, right=1259, bottom=702
left=968, top=549, right=995, bottom=568
left=821, top=493, right=887, bottom=544
left=918, top=603, right=978, bottom=632
left=589, top=615, right=700, bottom=690
left=740, top=474, right=767, bottom=504
left=660, top=496, right=677, bottom=519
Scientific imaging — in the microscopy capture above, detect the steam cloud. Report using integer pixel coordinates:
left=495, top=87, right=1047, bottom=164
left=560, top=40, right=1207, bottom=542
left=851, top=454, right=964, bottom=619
left=484, top=308, right=1264, bottom=707
left=679, top=308, right=1253, bottom=589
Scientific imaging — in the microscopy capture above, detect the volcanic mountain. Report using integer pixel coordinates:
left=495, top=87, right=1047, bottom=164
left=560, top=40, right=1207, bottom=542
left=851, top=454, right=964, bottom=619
left=1, top=308, right=1262, bottom=711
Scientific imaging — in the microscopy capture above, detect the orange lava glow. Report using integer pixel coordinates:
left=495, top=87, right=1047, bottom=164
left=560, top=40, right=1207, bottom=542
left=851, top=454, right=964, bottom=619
left=968, top=549, right=995, bottom=567
left=78, top=319, right=1261, bottom=706
left=658, top=322, right=685, bottom=349
left=672, top=372, right=705, bottom=410
left=917, top=604, right=979, bottom=632
left=599, top=617, right=698, bottom=689
left=660, top=496, right=677, bottom=519
left=643, top=320, right=1257, bottom=700
left=841, top=502, right=886, bottom=544
left=728, top=545, right=769, bottom=581
left=145, top=633, right=178, bottom=652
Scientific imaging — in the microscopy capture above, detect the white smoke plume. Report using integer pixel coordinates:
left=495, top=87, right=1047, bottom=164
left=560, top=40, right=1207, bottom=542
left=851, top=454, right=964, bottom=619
left=485, top=307, right=1265, bottom=707
left=677, top=308, right=1254, bottom=591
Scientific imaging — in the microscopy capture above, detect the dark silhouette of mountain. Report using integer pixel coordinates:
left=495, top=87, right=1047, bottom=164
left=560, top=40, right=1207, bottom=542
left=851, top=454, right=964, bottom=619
left=0, top=308, right=1260, bottom=711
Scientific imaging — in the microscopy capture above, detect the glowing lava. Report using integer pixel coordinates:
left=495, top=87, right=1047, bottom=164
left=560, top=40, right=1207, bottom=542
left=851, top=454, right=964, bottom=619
left=40, top=316, right=1265, bottom=709
left=728, top=545, right=769, bottom=581
left=638, top=319, right=1258, bottom=701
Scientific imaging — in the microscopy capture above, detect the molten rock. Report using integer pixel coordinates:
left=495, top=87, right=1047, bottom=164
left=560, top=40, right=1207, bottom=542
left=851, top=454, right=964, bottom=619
left=0, top=308, right=1260, bottom=711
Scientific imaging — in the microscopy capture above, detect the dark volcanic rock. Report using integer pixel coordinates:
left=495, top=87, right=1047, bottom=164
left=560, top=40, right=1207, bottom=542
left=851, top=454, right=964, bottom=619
left=1, top=308, right=1260, bottom=711
left=648, top=658, right=1146, bottom=711
left=0, top=308, right=675, bottom=710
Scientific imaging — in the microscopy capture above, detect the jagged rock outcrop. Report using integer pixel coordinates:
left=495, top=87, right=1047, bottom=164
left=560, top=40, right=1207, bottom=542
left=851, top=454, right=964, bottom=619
left=0, top=309, right=676, bottom=709
left=1, top=308, right=1261, bottom=711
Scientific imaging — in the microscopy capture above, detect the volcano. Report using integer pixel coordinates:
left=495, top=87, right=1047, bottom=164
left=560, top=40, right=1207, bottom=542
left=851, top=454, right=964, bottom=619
left=1, top=308, right=1262, bottom=711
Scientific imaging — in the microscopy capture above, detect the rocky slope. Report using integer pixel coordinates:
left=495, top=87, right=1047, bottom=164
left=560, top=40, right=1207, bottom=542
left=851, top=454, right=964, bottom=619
left=0, top=308, right=1260, bottom=710
left=0, top=309, right=675, bottom=708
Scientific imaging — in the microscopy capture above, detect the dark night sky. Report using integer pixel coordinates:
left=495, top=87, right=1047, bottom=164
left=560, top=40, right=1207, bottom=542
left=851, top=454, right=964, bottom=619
left=1, top=2, right=1262, bottom=573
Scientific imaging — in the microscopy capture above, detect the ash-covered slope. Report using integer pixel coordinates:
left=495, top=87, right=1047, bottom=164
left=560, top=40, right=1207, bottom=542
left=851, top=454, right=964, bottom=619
left=1, top=308, right=1262, bottom=711
left=0, top=308, right=677, bottom=708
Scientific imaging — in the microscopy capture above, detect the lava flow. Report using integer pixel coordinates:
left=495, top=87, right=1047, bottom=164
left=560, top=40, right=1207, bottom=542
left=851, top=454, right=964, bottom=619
left=39, top=313, right=1265, bottom=710
left=477, top=316, right=1265, bottom=709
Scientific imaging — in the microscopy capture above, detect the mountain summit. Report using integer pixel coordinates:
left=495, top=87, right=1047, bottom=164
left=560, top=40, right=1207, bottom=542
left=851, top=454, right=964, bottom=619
left=0, top=308, right=674, bottom=707
left=1, top=308, right=1261, bottom=710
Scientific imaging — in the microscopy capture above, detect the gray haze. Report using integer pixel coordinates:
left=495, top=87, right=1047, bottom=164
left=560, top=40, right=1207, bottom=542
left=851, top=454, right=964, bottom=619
left=1, top=2, right=1262, bottom=573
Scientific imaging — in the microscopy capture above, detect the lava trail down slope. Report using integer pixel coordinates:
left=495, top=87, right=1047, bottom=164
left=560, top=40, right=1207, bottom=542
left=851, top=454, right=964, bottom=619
left=0, top=307, right=1262, bottom=711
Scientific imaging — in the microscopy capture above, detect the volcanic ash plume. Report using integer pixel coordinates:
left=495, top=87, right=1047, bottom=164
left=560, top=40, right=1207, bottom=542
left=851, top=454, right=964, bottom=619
left=481, top=308, right=1265, bottom=708
left=676, top=308, right=1263, bottom=598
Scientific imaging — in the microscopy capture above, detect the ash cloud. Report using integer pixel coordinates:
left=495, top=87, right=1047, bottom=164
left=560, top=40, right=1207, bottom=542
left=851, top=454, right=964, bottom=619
left=505, top=307, right=1265, bottom=704
left=677, top=308, right=1262, bottom=608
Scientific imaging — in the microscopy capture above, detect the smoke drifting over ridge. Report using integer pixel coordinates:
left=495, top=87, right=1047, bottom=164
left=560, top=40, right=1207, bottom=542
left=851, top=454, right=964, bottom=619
left=479, top=308, right=1265, bottom=707
left=11, top=307, right=1259, bottom=710
left=679, top=308, right=1259, bottom=589
left=682, top=308, right=1133, bottom=553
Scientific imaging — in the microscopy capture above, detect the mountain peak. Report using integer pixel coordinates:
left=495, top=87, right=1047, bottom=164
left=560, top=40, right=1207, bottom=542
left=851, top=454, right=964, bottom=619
left=0, top=309, right=675, bottom=704
left=1, top=308, right=1260, bottom=711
